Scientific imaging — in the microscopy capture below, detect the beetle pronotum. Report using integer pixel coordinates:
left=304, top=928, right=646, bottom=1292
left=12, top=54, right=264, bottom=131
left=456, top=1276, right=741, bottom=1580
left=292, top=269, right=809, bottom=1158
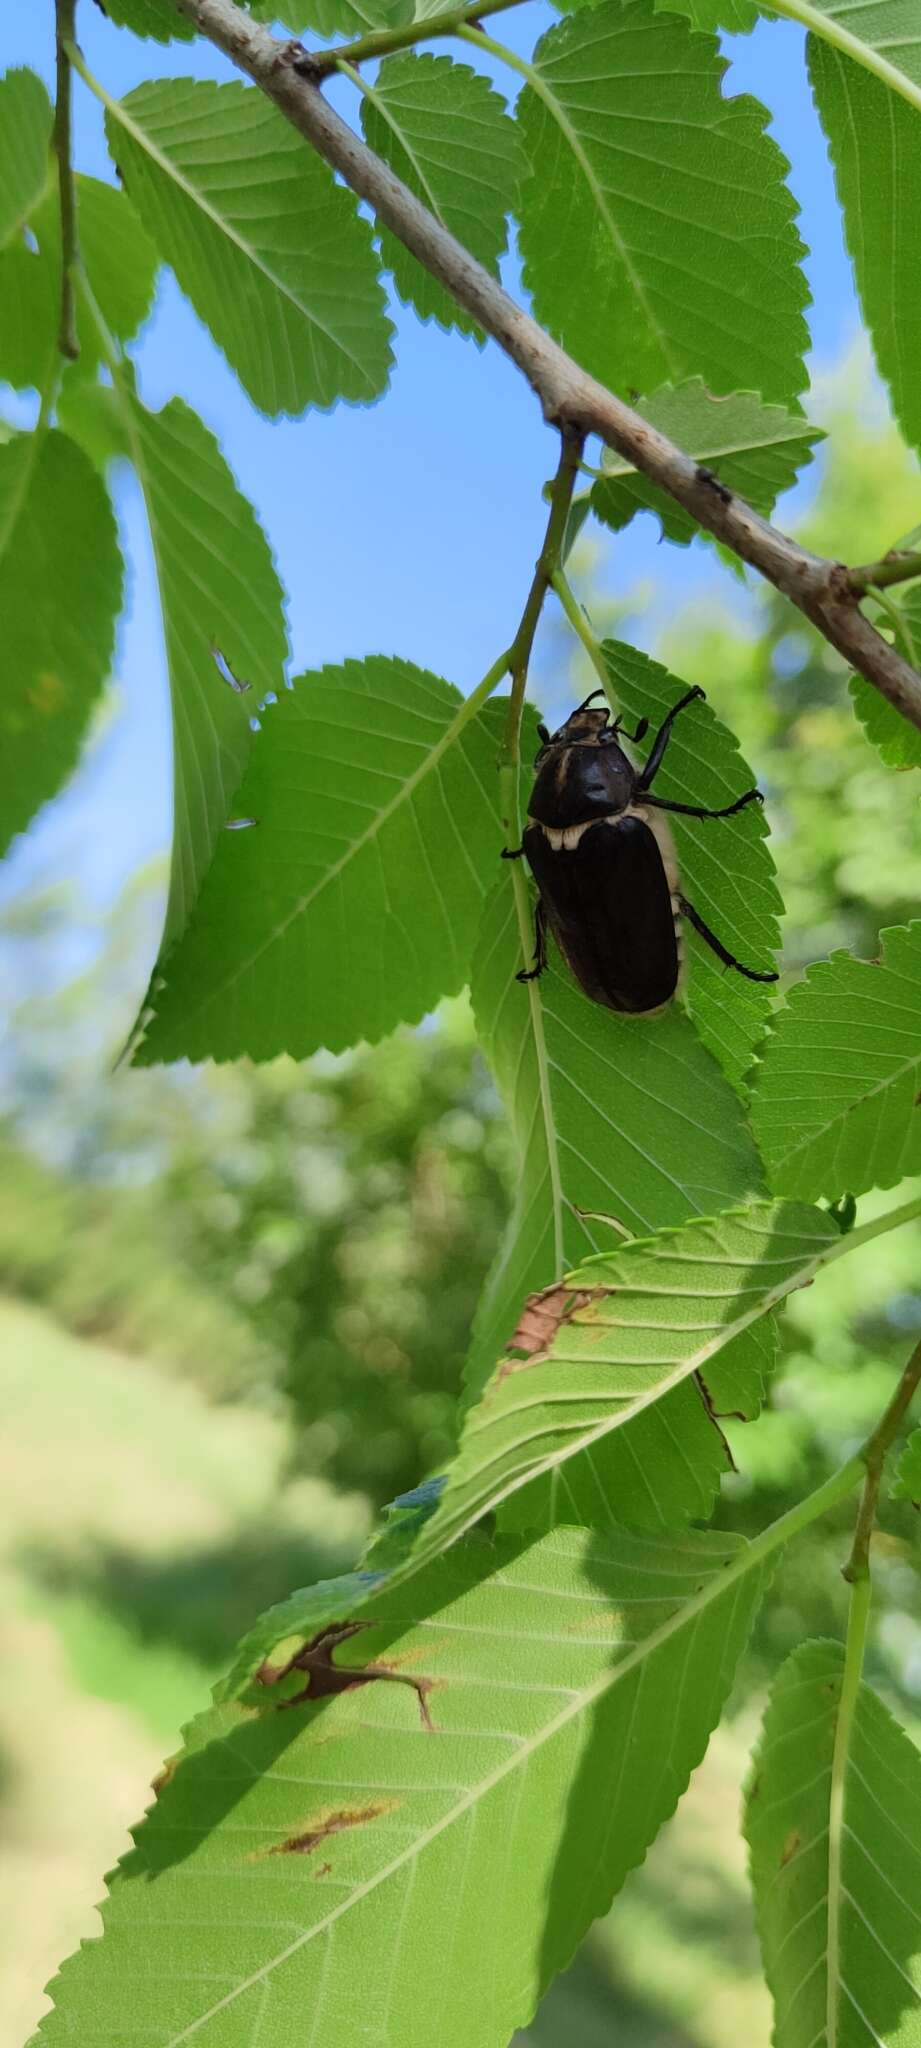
left=503, top=686, right=778, bottom=1014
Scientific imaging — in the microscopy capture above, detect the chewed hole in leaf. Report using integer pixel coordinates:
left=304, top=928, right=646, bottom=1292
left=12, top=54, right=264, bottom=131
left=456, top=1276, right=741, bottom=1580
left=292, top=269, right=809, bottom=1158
left=211, top=645, right=251, bottom=695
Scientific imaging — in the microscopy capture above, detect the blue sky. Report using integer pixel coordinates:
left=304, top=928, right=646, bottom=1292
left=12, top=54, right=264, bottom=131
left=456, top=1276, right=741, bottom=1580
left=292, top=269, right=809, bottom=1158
left=2, top=4, right=859, bottom=928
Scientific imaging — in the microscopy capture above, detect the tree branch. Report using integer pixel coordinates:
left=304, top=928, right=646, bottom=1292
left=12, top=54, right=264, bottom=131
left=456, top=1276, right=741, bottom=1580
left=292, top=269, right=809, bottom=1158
left=170, top=0, right=921, bottom=733
left=844, top=1334, right=921, bottom=1585
left=848, top=550, right=921, bottom=597
left=54, top=0, right=80, bottom=361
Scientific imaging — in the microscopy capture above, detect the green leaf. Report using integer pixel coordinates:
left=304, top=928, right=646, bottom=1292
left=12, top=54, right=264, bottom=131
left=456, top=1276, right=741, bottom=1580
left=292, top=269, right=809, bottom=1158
left=0, top=429, right=122, bottom=858
left=515, top=0, right=809, bottom=406
left=134, top=662, right=505, bottom=1065
left=77, top=173, right=161, bottom=350
left=592, top=381, right=821, bottom=547
left=850, top=592, right=921, bottom=770
left=252, top=0, right=413, bottom=34
left=38, top=1523, right=768, bottom=2048
left=652, top=0, right=757, bottom=27
left=703, top=1313, right=777, bottom=1422
left=104, top=78, right=393, bottom=417
left=56, top=372, right=131, bottom=472
left=407, top=1199, right=841, bottom=1581
left=467, top=876, right=768, bottom=1528
left=805, top=0, right=921, bottom=104
left=359, top=54, right=524, bottom=337
left=891, top=1426, right=921, bottom=1503
left=98, top=0, right=196, bottom=39
left=0, top=174, right=158, bottom=394
left=750, top=922, right=921, bottom=1202
left=602, top=640, right=783, bottom=1087
left=119, top=395, right=288, bottom=954
left=0, top=68, right=52, bottom=249
left=745, top=1639, right=921, bottom=2048
left=809, top=35, right=921, bottom=462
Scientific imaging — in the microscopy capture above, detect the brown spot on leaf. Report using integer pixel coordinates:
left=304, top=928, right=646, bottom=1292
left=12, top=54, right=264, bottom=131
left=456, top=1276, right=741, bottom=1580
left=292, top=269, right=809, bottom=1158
left=150, top=1757, right=177, bottom=1798
left=498, top=1283, right=605, bottom=1378
left=28, top=670, right=65, bottom=715
left=780, top=1828, right=801, bottom=1868
left=271, top=1800, right=397, bottom=1857
left=693, top=1372, right=738, bottom=1469
left=261, top=1620, right=436, bottom=1729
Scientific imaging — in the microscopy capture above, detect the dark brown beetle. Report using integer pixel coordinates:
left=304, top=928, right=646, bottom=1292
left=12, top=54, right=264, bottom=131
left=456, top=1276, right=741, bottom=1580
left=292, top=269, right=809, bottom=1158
left=504, top=686, right=777, bottom=1014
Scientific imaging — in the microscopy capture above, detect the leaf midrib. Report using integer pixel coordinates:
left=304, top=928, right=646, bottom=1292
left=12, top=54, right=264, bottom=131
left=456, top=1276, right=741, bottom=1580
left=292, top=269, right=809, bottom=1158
left=526, top=52, right=677, bottom=376
left=158, top=677, right=494, bottom=1028
left=773, top=1039, right=921, bottom=1174
left=103, top=87, right=371, bottom=373
left=358, top=71, right=449, bottom=231
left=165, top=1547, right=757, bottom=2046
left=772, top=0, right=921, bottom=116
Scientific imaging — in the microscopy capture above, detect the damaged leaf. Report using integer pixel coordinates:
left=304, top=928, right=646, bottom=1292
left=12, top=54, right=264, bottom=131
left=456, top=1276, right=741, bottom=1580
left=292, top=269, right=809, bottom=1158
left=37, top=1523, right=768, bottom=2048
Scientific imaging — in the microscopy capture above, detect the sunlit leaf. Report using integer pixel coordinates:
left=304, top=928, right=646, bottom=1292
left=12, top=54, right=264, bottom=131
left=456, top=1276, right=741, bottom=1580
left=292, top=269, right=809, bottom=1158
left=407, top=1200, right=841, bottom=1580
left=104, top=78, right=394, bottom=416
left=0, top=429, right=122, bottom=857
left=38, top=1523, right=768, bottom=2048
left=746, top=1639, right=921, bottom=2048
left=135, top=663, right=505, bottom=1064
left=592, top=381, right=821, bottom=547
left=118, top=394, right=288, bottom=955
left=750, top=922, right=921, bottom=1201
left=809, top=34, right=921, bottom=462
left=468, top=878, right=767, bottom=1528
left=360, top=53, right=524, bottom=337
left=516, top=0, right=809, bottom=405
left=0, top=67, right=52, bottom=249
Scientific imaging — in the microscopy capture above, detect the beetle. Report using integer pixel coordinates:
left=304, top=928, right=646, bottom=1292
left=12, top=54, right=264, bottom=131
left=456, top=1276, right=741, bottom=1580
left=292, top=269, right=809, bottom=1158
left=503, top=685, right=778, bottom=1014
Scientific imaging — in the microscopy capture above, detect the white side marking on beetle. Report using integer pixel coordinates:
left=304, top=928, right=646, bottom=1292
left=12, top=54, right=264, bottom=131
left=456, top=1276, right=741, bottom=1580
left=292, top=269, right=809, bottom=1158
left=535, top=819, right=598, bottom=853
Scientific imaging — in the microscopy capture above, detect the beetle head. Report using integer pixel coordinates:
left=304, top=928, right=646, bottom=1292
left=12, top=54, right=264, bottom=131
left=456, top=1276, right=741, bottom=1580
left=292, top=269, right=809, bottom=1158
left=529, top=691, right=640, bottom=829
left=534, top=691, right=632, bottom=766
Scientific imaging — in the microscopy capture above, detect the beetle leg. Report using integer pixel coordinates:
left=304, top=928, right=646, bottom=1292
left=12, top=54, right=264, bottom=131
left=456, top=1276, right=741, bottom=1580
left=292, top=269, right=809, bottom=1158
left=636, top=686, right=706, bottom=791
left=516, top=900, right=548, bottom=983
left=645, top=787, right=764, bottom=820
left=501, top=844, right=526, bottom=860
left=678, top=895, right=778, bottom=983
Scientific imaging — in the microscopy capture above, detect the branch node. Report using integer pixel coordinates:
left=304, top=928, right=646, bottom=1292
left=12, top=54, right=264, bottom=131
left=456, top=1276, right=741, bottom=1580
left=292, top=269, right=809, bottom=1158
left=278, top=38, right=320, bottom=82
left=695, top=463, right=731, bottom=507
